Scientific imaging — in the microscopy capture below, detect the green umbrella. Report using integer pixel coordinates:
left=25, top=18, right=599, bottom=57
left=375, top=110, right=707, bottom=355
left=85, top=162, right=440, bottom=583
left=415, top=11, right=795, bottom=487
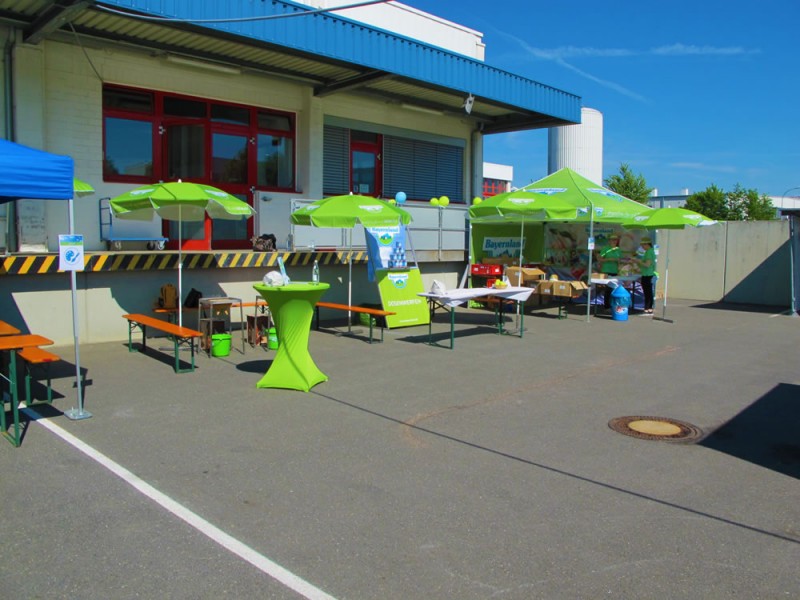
left=624, top=207, right=717, bottom=322
left=73, top=178, right=95, bottom=196
left=469, top=189, right=578, bottom=268
left=291, top=194, right=412, bottom=330
left=624, top=207, right=717, bottom=229
left=291, top=193, right=411, bottom=228
left=109, top=181, right=255, bottom=327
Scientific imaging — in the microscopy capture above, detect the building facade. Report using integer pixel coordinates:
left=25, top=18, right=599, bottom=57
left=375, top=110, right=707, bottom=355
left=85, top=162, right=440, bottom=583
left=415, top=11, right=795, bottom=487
left=0, top=0, right=581, bottom=344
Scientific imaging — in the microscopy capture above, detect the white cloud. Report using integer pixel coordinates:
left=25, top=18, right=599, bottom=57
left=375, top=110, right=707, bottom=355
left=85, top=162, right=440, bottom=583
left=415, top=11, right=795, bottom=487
left=501, top=32, right=648, bottom=102
left=651, top=43, right=760, bottom=56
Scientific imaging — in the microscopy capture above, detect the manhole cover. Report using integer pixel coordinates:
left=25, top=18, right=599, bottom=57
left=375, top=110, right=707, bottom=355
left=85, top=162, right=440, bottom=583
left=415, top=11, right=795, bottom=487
left=608, top=416, right=703, bottom=442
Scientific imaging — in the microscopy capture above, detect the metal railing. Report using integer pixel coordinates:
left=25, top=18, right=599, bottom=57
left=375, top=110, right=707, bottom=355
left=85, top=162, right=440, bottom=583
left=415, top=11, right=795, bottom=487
left=289, top=200, right=469, bottom=258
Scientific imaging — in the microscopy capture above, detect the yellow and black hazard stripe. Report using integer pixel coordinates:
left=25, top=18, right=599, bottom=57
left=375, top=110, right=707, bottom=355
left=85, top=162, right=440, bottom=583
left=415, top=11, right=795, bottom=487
left=0, top=250, right=368, bottom=276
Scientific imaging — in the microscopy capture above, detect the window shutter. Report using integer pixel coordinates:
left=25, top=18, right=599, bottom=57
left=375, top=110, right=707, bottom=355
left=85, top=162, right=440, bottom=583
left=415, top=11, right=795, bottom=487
left=435, top=144, right=463, bottom=202
left=383, top=135, right=463, bottom=202
left=323, top=125, right=350, bottom=195
left=383, top=136, right=414, bottom=198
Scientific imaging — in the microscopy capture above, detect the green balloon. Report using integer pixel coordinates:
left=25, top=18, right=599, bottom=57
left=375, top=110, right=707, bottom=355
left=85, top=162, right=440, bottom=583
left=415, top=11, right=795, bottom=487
left=430, top=197, right=440, bottom=206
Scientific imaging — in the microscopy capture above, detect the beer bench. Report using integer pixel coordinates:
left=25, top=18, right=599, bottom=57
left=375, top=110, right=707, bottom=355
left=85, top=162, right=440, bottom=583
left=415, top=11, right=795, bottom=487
left=123, top=314, right=202, bottom=373
left=314, top=302, right=395, bottom=343
left=17, top=347, right=61, bottom=405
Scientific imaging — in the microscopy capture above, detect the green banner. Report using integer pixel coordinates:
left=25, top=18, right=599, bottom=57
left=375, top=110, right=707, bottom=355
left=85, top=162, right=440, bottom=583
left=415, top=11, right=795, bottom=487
left=376, top=268, right=430, bottom=328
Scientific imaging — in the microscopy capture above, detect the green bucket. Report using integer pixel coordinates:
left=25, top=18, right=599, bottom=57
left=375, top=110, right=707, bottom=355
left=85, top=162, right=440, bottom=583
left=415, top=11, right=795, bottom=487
left=267, top=327, right=279, bottom=350
left=210, top=333, right=232, bottom=357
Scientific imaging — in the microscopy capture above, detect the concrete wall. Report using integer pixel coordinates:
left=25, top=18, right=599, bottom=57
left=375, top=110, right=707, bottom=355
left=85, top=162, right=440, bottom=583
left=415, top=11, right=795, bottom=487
left=656, top=219, right=790, bottom=307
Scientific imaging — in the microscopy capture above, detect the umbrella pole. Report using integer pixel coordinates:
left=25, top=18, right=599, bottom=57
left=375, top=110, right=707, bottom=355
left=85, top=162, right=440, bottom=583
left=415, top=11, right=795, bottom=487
left=347, top=228, right=352, bottom=333
left=585, top=204, right=595, bottom=322
left=64, top=196, right=91, bottom=421
left=178, top=205, right=183, bottom=329
left=516, top=217, right=524, bottom=329
left=655, top=230, right=673, bottom=323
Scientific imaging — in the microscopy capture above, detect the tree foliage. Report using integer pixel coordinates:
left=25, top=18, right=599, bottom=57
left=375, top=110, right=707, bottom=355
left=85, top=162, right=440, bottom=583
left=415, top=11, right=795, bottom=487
left=604, top=163, right=653, bottom=204
left=684, top=184, right=728, bottom=220
left=685, top=184, right=775, bottom=221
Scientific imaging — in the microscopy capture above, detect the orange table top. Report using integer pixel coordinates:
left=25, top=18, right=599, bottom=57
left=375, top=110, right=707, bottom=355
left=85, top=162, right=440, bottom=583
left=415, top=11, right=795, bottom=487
left=0, top=334, right=53, bottom=352
left=0, top=321, right=21, bottom=336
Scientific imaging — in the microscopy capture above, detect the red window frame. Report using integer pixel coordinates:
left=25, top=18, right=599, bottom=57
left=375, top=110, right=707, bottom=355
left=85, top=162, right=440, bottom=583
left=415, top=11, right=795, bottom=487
left=102, top=85, right=297, bottom=250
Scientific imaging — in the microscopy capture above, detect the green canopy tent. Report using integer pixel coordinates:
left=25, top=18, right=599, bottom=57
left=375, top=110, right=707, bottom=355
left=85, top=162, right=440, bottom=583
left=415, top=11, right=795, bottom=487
left=469, top=169, right=650, bottom=319
left=518, top=168, right=651, bottom=320
left=291, top=193, right=412, bottom=331
left=625, top=207, right=718, bottom=322
left=109, top=181, right=255, bottom=327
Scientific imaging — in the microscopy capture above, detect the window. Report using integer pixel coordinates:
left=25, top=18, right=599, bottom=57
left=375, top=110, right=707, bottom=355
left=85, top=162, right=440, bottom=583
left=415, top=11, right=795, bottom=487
left=483, top=178, right=508, bottom=197
left=102, top=84, right=297, bottom=249
left=103, top=88, right=155, bottom=181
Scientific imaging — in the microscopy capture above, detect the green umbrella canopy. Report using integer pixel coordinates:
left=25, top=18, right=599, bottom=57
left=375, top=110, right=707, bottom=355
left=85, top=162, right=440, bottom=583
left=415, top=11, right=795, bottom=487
left=624, top=207, right=717, bottom=230
left=73, top=178, right=95, bottom=196
left=469, top=189, right=578, bottom=222
left=521, top=168, right=650, bottom=222
left=109, top=181, right=255, bottom=221
left=291, top=194, right=412, bottom=228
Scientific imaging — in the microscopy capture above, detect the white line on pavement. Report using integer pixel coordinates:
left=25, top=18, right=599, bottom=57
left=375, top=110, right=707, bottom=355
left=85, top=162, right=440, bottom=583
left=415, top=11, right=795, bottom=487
left=23, top=405, right=337, bottom=600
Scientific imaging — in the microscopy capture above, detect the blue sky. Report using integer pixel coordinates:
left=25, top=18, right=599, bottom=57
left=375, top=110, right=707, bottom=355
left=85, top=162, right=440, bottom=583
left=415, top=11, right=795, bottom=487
left=405, top=0, right=799, bottom=197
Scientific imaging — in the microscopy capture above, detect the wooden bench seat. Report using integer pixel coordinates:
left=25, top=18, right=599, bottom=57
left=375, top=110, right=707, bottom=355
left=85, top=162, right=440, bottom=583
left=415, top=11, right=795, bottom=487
left=123, top=313, right=202, bottom=373
left=18, top=346, right=60, bottom=404
left=314, top=302, right=396, bottom=343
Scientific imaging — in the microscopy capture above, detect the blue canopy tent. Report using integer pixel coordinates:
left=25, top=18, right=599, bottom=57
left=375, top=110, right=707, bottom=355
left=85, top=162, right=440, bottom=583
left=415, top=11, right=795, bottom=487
left=0, top=138, right=74, bottom=203
left=0, top=139, right=90, bottom=420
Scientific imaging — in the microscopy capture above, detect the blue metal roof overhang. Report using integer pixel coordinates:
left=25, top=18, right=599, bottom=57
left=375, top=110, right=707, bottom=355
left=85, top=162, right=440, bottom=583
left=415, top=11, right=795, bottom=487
left=0, top=0, right=582, bottom=133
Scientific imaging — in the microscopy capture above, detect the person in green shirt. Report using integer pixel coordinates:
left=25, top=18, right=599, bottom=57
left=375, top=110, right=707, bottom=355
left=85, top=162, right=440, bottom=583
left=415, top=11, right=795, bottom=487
left=598, top=234, right=622, bottom=308
left=633, top=236, right=656, bottom=314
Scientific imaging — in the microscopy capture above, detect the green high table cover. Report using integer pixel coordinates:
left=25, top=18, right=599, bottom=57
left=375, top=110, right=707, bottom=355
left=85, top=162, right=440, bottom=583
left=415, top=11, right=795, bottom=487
left=253, top=282, right=330, bottom=392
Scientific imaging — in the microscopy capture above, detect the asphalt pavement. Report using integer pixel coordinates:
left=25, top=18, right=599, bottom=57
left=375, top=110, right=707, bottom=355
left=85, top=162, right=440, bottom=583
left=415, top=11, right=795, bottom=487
left=1, top=299, right=798, bottom=599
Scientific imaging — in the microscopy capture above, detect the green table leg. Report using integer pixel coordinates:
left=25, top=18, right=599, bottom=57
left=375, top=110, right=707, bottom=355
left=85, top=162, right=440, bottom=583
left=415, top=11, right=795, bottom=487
left=1, top=350, right=22, bottom=447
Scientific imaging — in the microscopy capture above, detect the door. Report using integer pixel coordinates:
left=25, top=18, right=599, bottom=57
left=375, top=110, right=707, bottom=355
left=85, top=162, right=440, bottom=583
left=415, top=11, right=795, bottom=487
left=351, top=132, right=382, bottom=197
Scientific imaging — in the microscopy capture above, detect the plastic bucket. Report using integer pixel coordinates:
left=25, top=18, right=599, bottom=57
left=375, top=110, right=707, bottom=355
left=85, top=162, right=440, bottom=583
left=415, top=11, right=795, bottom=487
left=612, top=305, right=629, bottom=321
left=210, top=333, right=232, bottom=357
left=267, top=327, right=279, bottom=350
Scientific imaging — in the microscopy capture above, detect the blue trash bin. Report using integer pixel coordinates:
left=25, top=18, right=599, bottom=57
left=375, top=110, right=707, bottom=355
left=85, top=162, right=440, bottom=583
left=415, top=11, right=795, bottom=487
left=610, top=285, right=631, bottom=321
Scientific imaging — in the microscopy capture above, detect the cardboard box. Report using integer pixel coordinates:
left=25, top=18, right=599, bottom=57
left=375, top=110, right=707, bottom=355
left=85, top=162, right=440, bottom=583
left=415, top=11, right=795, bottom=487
left=535, top=280, right=588, bottom=298
left=505, top=267, right=546, bottom=286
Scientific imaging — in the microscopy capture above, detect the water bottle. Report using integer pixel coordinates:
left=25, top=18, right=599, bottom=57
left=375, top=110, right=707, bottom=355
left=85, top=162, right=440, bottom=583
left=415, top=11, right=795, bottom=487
left=312, top=259, right=320, bottom=284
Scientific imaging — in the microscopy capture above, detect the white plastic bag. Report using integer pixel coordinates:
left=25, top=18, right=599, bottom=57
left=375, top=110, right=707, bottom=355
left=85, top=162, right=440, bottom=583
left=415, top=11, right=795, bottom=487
left=263, top=271, right=285, bottom=286
left=431, top=280, right=446, bottom=295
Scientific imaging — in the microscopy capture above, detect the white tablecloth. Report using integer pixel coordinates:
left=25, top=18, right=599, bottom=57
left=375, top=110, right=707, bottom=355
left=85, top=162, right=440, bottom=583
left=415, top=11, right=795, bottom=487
left=590, top=275, right=641, bottom=287
left=419, top=286, right=534, bottom=308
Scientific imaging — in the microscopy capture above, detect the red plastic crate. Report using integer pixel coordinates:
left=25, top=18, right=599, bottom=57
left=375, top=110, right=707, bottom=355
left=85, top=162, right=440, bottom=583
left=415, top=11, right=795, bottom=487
left=471, top=263, right=503, bottom=276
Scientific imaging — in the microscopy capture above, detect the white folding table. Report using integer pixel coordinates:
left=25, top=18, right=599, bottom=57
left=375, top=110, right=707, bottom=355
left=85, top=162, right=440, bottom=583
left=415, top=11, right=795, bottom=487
left=418, top=286, right=534, bottom=349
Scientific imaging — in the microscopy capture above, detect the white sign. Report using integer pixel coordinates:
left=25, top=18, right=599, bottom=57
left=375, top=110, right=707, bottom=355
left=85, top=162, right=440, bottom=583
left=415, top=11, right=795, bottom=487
left=58, top=234, right=85, bottom=271
left=587, top=236, right=595, bottom=250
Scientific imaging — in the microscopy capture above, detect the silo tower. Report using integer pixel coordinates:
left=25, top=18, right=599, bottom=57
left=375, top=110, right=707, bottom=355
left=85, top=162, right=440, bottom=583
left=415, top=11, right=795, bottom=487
left=548, top=107, right=604, bottom=184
